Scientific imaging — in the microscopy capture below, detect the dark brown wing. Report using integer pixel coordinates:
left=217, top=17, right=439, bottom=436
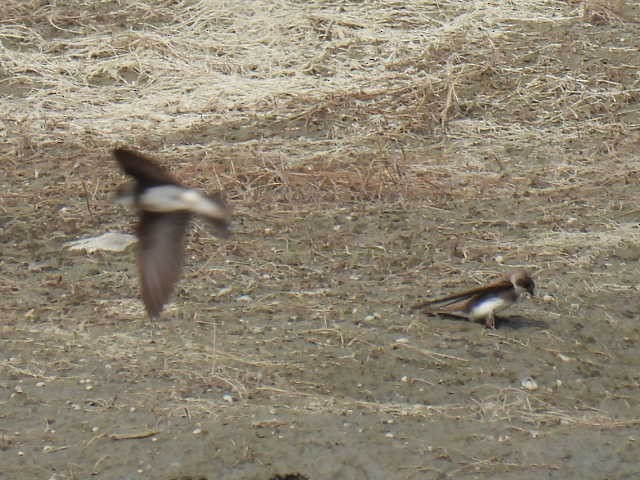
left=113, top=148, right=178, bottom=188
left=428, top=297, right=475, bottom=314
left=137, top=211, right=190, bottom=318
left=412, top=278, right=512, bottom=311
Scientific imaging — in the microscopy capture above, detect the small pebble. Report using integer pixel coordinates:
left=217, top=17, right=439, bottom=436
left=36, top=382, right=46, bottom=388
left=215, top=286, right=232, bottom=297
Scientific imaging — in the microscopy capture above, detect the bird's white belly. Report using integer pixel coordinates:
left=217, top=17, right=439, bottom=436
left=139, top=186, right=226, bottom=219
left=468, top=297, right=510, bottom=320
left=139, top=186, right=192, bottom=211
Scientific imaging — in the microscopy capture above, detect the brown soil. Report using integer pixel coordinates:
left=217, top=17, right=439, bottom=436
left=2, top=1, right=640, bottom=479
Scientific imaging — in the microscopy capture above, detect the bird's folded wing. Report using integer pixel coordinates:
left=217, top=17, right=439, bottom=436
left=412, top=278, right=512, bottom=311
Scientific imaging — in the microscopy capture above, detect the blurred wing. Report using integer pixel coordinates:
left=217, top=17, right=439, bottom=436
left=204, top=192, right=232, bottom=238
left=137, top=212, right=190, bottom=318
left=113, top=148, right=177, bottom=187
left=412, top=279, right=512, bottom=311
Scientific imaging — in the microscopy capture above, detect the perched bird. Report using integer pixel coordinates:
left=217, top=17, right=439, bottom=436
left=113, top=147, right=230, bottom=319
left=412, top=270, right=535, bottom=328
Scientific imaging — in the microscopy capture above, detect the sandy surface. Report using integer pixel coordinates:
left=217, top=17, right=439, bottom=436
left=2, top=1, right=640, bottom=479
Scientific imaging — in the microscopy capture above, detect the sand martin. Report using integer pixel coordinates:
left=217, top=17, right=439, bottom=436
left=113, top=148, right=230, bottom=319
left=412, top=270, right=535, bottom=328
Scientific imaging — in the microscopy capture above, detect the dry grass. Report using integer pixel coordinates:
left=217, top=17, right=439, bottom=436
left=584, top=0, right=627, bottom=23
left=3, top=1, right=640, bottom=478
left=3, top=0, right=640, bottom=205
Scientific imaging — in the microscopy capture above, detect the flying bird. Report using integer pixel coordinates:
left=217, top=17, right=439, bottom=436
left=113, top=147, right=230, bottom=319
left=412, top=270, right=535, bottom=328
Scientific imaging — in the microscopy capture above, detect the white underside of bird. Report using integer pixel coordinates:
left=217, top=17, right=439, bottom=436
left=467, top=296, right=510, bottom=320
left=120, top=184, right=226, bottom=218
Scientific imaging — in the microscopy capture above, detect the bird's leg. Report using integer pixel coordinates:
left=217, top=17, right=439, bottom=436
left=485, top=311, right=496, bottom=329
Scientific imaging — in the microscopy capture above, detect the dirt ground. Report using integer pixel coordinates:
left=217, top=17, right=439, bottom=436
left=2, top=1, right=640, bottom=479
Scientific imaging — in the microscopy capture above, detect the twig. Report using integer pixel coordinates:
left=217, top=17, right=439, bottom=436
left=80, top=177, right=95, bottom=222
left=394, top=342, right=470, bottom=363
left=109, top=430, right=160, bottom=440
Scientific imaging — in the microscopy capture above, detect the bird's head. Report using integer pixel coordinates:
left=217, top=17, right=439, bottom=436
left=509, top=270, right=535, bottom=297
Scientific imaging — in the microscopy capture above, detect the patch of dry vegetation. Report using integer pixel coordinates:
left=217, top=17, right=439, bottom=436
left=3, top=1, right=640, bottom=478
left=3, top=0, right=639, bottom=205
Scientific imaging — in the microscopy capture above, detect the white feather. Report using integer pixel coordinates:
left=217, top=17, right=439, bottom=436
left=139, top=185, right=192, bottom=211
left=138, top=186, right=225, bottom=219
left=468, top=296, right=511, bottom=320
